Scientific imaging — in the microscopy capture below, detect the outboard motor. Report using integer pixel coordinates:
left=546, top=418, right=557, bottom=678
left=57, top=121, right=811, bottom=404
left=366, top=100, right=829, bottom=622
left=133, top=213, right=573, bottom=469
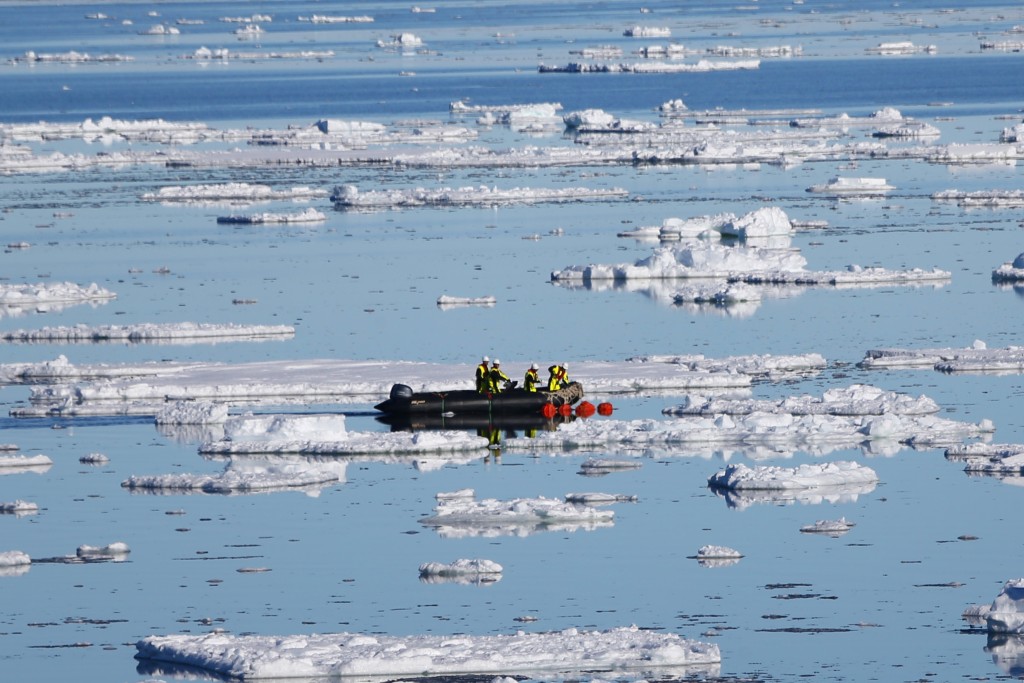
left=390, top=383, right=414, bottom=400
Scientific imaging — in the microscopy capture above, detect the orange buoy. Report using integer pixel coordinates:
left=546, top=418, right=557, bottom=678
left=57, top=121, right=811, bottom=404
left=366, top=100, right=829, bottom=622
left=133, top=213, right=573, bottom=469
left=575, top=401, right=595, bottom=418
left=541, top=403, right=557, bottom=418
left=558, top=403, right=573, bottom=416
left=597, top=402, right=614, bottom=415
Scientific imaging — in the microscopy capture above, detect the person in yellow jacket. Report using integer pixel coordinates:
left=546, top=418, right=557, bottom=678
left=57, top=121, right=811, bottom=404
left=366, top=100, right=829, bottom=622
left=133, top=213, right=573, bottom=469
left=524, top=363, right=540, bottom=392
left=488, top=359, right=511, bottom=393
left=476, top=356, right=490, bottom=393
left=547, top=362, right=569, bottom=391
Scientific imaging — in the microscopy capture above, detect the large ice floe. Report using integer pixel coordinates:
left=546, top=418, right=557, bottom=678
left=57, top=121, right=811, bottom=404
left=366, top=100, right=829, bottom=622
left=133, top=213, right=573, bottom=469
left=142, top=182, right=328, bottom=206
left=122, top=454, right=350, bottom=496
left=552, top=207, right=949, bottom=290
left=0, top=322, right=295, bottom=344
left=805, top=176, right=894, bottom=195
left=199, top=414, right=485, bottom=456
left=707, top=462, right=879, bottom=509
left=664, top=384, right=940, bottom=417
left=418, top=558, right=503, bottom=585
left=331, top=184, right=628, bottom=209
left=992, top=253, right=1024, bottom=282
left=0, top=550, right=32, bottom=577
left=0, top=282, right=115, bottom=308
left=965, top=580, right=1024, bottom=634
left=419, top=488, right=617, bottom=538
left=539, top=59, right=759, bottom=73
left=5, top=356, right=810, bottom=418
left=947, top=443, right=1024, bottom=478
left=135, top=625, right=720, bottom=680
left=859, top=339, right=1024, bottom=373
left=934, top=189, right=1024, bottom=208
left=504, top=405, right=991, bottom=460
left=216, top=207, right=326, bottom=224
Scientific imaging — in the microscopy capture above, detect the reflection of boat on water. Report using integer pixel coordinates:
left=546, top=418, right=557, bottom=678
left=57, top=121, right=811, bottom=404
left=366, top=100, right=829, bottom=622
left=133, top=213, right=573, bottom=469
left=376, top=411, right=570, bottom=433
left=374, top=381, right=585, bottom=415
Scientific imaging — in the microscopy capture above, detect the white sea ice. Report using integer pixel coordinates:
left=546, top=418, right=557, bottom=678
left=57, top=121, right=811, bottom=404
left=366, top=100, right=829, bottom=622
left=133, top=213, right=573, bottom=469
left=872, top=121, right=941, bottom=138
left=564, top=492, right=638, bottom=505
left=578, top=458, right=643, bottom=474
left=696, top=545, right=743, bottom=559
left=418, top=558, right=503, bottom=580
left=78, top=452, right=109, bottom=464
left=142, top=182, right=328, bottom=204
left=155, top=401, right=228, bottom=426
left=77, top=542, right=130, bottom=559
left=934, top=189, right=1024, bottom=208
left=791, top=107, right=906, bottom=127
left=436, top=295, right=496, bottom=307
left=665, top=384, right=940, bottom=417
left=199, top=413, right=487, bottom=456
left=972, top=579, right=1024, bottom=634
left=0, top=454, right=53, bottom=470
left=800, top=518, right=855, bottom=536
left=123, top=455, right=349, bottom=496
left=134, top=625, right=721, bottom=679
left=624, top=26, right=672, bottom=38
left=708, top=461, right=878, bottom=490
left=0, top=500, right=38, bottom=516
left=539, top=59, right=759, bottom=74
left=376, top=32, right=423, bottom=49
left=0, top=550, right=31, bottom=566
left=0, top=282, right=115, bottom=306
left=866, top=41, right=937, bottom=55
left=859, top=340, right=1024, bottom=373
left=0, top=322, right=295, bottom=344
left=331, top=184, right=628, bottom=209
left=419, top=489, right=615, bottom=537
left=216, top=207, right=326, bottom=224
left=993, top=254, right=1024, bottom=282
left=806, top=176, right=894, bottom=195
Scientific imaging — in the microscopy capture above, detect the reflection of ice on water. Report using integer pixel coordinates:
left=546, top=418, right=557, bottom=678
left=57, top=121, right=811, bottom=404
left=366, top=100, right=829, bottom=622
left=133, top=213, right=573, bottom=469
left=987, top=634, right=1024, bottom=677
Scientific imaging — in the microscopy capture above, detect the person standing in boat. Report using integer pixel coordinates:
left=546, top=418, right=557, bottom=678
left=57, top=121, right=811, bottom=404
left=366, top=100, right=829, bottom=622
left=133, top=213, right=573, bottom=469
left=488, top=359, right=511, bottom=393
left=547, top=362, right=569, bottom=391
left=524, top=363, right=540, bottom=392
left=476, top=356, right=490, bottom=393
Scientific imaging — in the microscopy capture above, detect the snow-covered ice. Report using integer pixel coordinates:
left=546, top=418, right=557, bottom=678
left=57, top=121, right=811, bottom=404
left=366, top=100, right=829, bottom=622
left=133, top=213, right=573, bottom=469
left=806, top=177, right=894, bottom=195
left=123, top=455, right=349, bottom=496
left=860, top=340, right=1024, bottom=373
left=665, top=384, right=940, bottom=417
left=331, top=184, right=628, bottom=209
left=0, top=500, right=38, bottom=516
left=0, top=282, right=115, bottom=307
left=135, top=625, right=720, bottom=679
left=800, top=518, right=856, bottom=536
left=76, top=542, right=130, bottom=559
left=966, top=580, right=1024, bottom=634
left=418, top=558, right=503, bottom=584
left=419, top=489, right=615, bottom=537
left=216, top=208, right=326, bottom=224
left=708, top=461, right=878, bottom=491
left=0, top=322, right=295, bottom=344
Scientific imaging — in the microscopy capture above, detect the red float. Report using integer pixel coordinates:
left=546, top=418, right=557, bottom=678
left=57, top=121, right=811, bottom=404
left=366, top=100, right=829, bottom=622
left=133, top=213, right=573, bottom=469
left=575, top=401, right=595, bottom=418
left=558, top=403, right=573, bottom=416
left=597, top=402, right=614, bottom=415
left=541, top=403, right=556, bottom=419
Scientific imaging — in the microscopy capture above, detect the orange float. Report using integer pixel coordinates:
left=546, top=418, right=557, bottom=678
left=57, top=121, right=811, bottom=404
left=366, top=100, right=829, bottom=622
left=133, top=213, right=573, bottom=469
left=597, top=402, right=614, bottom=415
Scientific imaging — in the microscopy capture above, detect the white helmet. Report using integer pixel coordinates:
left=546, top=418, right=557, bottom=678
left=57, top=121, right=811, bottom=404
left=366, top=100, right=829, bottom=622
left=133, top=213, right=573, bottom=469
left=530, top=363, right=539, bottom=370
left=562, top=362, right=569, bottom=369
left=482, top=356, right=489, bottom=363
left=493, top=359, right=501, bottom=366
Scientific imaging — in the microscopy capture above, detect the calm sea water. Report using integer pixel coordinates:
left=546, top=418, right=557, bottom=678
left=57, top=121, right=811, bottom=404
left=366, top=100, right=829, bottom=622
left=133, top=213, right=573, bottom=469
left=2, top=1, right=1024, bottom=681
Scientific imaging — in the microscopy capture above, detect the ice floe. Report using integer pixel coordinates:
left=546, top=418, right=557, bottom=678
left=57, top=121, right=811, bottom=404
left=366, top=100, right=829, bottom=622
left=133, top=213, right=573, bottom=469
left=578, top=458, right=643, bottom=475
left=664, top=384, right=940, bottom=417
left=966, top=580, right=1024, bottom=634
left=3, top=354, right=818, bottom=419
left=142, top=182, right=328, bottom=205
left=436, top=295, right=496, bottom=308
left=806, top=176, right=894, bottom=195
left=216, top=207, right=326, bottom=224
left=708, top=462, right=879, bottom=509
left=799, top=518, right=855, bottom=536
left=564, top=492, right=638, bottom=505
left=934, top=189, right=1024, bottom=208
left=155, top=401, right=229, bottom=426
left=709, top=461, right=877, bottom=490
left=790, top=107, right=907, bottom=128
left=859, top=340, right=1024, bottom=373
left=866, top=41, right=937, bottom=55
left=418, top=558, right=503, bottom=584
left=0, top=322, right=295, bottom=344
left=331, top=184, right=628, bottom=209
left=694, top=545, right=743, bottom=560
left=78, top=452, right=109, bottom=465
left=298, top=15, right=373, bottom=24
left=0, top=282, right=115, bottom=307
left=993, top=253, right=1024, bottom=282
left=505, top=409, right=991, bottom=459
left=0, top=500, right=38, bottom=516
left=123, top=454, right=349, bottom=496
left=76, top=542, right=130, bottom=559
left=0, top=550, right=31, bottom=567
left=135, top=625, right=720, bottom=679
left=10, top=50, right=133, bottom=64
left=376, top=33, right=423, bottom=50
left=198, top=414, right=486, bottom=456
left=553, top=212, right=947, bottom=289
left=0, top=454, right=53, bottom=470
left=624, top=26, right=671, bottom=38
left=418, top=488, right=616, bottom=537
left=539, top=59, right=759, bottom=74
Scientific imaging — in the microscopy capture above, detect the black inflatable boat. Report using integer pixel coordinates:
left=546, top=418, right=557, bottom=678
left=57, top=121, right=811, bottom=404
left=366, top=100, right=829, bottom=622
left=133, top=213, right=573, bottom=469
left=374, top=381, right=584, bottom=415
